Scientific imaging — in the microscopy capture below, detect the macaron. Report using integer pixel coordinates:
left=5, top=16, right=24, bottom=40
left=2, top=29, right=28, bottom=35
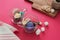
left=41, top=27, right=45, bottom=32
left=14, top=13, right=21, bottom=19
left=35, top=29, right=41, bottom=35
left=26, top=22, right=35, bottom=27
left=44, top=21, right=49, bottom=26
left=25, top=21, right=36, bottom=31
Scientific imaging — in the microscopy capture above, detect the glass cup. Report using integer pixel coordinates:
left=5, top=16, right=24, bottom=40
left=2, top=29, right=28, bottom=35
left=22, top=15, right=39, bottom=33
left=10, top=8, right=26, bottom=25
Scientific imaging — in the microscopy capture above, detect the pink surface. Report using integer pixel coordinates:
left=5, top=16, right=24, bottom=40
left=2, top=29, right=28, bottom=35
left=0, top=0, right=60, bottom=40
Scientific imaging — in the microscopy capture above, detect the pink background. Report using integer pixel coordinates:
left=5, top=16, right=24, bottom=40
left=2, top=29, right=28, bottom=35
left=0, top=0, right=60, bottom=40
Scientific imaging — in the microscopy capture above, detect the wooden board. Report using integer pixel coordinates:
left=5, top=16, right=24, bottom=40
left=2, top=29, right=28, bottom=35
left=26, top=0, right=58, bottom=17
left=32, top=3, right=57, bottom=17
